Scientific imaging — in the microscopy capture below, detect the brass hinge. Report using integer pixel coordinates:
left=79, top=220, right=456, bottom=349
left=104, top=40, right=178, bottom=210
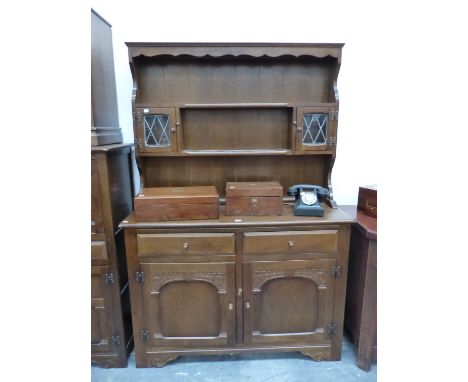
left=140, top=330, right=149, bottom=341
left=111, top=335, right=120, bottom=345
left=136, top=271, right=144, bottom=283
left=332, top=265, right=341, bottom=278
left=135, top=137, right=143, bottom=149
left=133, top=111, right=142, bottom=122
left=104, top=273, right=114, bottom=285
left=330, top=111, right=339, bottom=121
left=327, top=322, right=337, bottom=336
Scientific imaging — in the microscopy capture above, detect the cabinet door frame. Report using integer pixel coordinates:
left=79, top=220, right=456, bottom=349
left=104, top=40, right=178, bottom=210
left=243, top=259, right=336, bottom=345
left=136, top=107, right=177, bottom=153
left=295, top=106, right=336, bottom=152
left=140, top=262, right=236, bottom=348
left=91, top=265, right=115, bottom=353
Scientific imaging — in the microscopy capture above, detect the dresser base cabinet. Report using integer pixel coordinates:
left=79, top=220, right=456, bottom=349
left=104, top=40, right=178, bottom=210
left=121, top=205, right=352, bottom=367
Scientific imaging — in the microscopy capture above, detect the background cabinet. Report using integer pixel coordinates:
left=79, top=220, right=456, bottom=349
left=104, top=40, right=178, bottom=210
left=342, top=204, right=377, bottom=371
left=91, top=144, right=134, bottom=367
left=91, top=9, right=122, bottom=146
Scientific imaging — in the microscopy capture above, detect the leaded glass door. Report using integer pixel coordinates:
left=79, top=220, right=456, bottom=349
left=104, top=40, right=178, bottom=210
left=296, top=107, right=337, bottom=151
left=136, top=108, right=177, bottom=153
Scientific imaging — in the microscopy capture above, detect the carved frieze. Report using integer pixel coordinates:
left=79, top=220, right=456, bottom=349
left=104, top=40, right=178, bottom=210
left=252, top=268, right=326, bottom=291
left=152, top=271, right=226, bottom=293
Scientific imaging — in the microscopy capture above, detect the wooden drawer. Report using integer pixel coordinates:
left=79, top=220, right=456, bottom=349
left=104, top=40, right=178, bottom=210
left=91, top=240, right=108, bottom=261
left=243, top=230, right=338, bottom=255
left=137, top=233, right=235, bottom=257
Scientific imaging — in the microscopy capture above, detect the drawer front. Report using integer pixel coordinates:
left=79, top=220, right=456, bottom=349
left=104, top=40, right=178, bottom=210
left=137, top=233, right=235, bottom=257
left=243, top=230, right=338, bottom=255
left=91, top=240, right=108, bottom=261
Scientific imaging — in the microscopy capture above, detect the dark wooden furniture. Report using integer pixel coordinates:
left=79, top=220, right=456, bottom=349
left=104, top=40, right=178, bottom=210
left=121, top=43, right=351, bottom=367
left=134, top=186, right=219, bottom=221
left=342, top=205, right=377, bottom=371
left=357, top=185, right=377, bottom=218
left=91, top=143, right=134, bottom=367
left=91, top=9, right=122, bottom=146
left=226, top=182, right=283, bottom=216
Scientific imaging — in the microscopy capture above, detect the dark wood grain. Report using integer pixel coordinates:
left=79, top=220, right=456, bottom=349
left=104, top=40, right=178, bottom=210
left=134, top=186, right=219, bottom=222
left=181, top=107, right=291, bottom=150
left=142, top=156, right=329, bottom=197
left=357, top=185, right=377, bottom=218
left=225, top=182, right=283, bottom=216
left=122, top=42, right=349, bottom=368
left=342, top=205, right=377, bottom=371
left=91, top=143, right=134, bottom=368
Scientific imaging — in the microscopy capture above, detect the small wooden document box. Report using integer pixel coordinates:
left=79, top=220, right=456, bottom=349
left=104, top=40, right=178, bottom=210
left=225, top=181, right=283, bottom=216
left=134, top=186, right=219, bottom=222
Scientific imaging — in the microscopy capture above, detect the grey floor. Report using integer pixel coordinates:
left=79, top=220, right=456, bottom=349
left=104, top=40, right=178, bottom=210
left=92, top=333, right=376, bottom=381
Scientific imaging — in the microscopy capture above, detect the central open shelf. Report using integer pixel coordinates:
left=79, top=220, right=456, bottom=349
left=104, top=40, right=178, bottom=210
left=181, top=106, right=293, bottom=151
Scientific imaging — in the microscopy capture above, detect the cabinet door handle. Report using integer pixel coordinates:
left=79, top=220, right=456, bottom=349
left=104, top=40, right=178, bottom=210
left=183, top=242, right=189, bottom=250
left=228, top=303, right=234, bottom=311
left=288, top=240, right=294, bottom=248
left=237, top=288, right=243, bottom=296
left=245, top=302, right=251, bottom=309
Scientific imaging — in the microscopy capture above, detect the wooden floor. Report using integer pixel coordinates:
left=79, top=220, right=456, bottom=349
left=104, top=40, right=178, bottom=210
left=91, top=332, right=377, bottom=381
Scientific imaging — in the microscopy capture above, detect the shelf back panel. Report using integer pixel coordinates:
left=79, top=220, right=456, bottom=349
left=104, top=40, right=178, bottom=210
left=182, top=107, right=292, bottom=150
left=135, top=57, right=335, bottom=105
left=142, top=156, right=329, bottom=197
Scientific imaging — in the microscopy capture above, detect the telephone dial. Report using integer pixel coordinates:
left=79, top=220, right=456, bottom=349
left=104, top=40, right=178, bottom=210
left=287, top=184, right=330, bottom=217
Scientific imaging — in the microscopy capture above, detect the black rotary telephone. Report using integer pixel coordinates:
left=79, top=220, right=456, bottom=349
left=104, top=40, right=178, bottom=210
left=287, top=184, right=330, bottom=217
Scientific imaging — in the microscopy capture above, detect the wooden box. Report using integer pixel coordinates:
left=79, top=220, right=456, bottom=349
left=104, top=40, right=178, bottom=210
left=225, top=181, right=283, bottom=216
left=357, top=185, right=377, bottom=218
left=134, top=186, right=219, bottom=222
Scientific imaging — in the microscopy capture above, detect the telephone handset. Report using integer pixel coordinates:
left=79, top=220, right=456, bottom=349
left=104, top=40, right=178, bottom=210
left=287, top=184, right=330, bottom=217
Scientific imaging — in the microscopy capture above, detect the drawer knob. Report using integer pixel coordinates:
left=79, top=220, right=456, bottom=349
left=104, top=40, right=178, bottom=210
left=183, top=242, right=189, bottom=250
left=237, top=288, right=243, bottom=296
left=288, top=240, right=294, bottom=248
left=245, top=302, right=251, bottom=309
left=228, top=303, right=233, bottom=311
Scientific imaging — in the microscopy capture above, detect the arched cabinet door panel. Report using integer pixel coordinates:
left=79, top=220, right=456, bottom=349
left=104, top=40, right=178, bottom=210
left=243, top=259, right=336, bottom=345
left=140, top=262, right=236, bottom=348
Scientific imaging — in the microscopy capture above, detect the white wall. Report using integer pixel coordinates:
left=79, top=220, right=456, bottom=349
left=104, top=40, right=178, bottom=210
left=92, top=0, right=381, bottom=204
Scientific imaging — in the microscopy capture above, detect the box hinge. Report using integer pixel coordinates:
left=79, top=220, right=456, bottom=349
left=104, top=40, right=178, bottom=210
left=330, top=111, right=339, bottom=121
left=332, top=265, right=341, bottom=278
left=104, top=273, right=114, bottom=285
left=111, top=335, right=120, bottom=346
left=136, top=271, right=144, bottom=283
left=140, top=330, right=149, bottom=341
left=327, top=322, right=337, bottom=336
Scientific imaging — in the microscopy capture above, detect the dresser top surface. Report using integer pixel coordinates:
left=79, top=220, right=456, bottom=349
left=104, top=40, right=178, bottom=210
left=120, top=204, right=354, bottom=229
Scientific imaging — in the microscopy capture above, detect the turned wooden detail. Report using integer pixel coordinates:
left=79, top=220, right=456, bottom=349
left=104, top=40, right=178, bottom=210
left=151, top=272, right=227, bottom=294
